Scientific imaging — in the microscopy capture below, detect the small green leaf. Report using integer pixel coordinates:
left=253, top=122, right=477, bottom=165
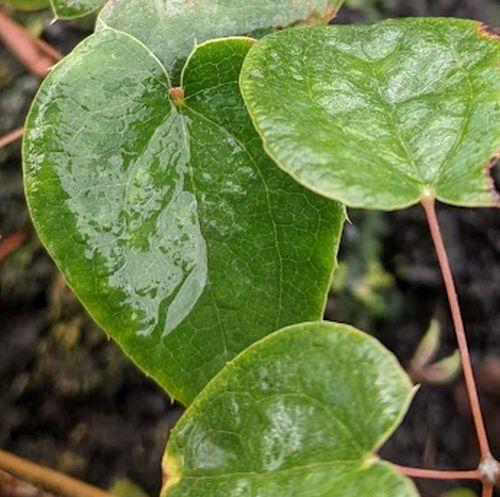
left=410, top=320, right=461, bottom=384
left=97, top=0, right=346, bottom=82
left=1, top=0, right=50, bottom=10
left=1, top=0, right=102, bottom=18
left=411, top=319, right=441, bottom=371
left=423, top=350, right=461, bottom=384
left=50, top=0, right=104, bottom=19
left=163, top=322, right=418, bottom=497
left=23, top=33, right=343, bottom=404
left=241, top=18, right=500, bottom=210
left=441, top=490, right=477, bottom=497
left=110, top=479, right=149, bottom=497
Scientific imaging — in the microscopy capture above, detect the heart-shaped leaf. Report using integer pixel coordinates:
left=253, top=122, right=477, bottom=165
left=51, top=0, right=105, bottom=18
left=97, top=0, right=346, bottom=82
left=23, top=32, right=344, bottom=404
left=163, top=322, right=418, bottom=497
left=241, top=18, right=500, bottom=210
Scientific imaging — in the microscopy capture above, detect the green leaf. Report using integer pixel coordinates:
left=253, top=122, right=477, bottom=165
left=2, top=0, right=50, bottom=10
left=241, top=18, right=500, bottom=210
left=110, top=479, right=149, bottom=497
left=97, top=0, right=346, bottom=82
left=411, top=319, right=441, bottom=371
left=50, top=0, right=104, bottom=19
left=23, top=32, right=344, bottom=405
left=0, top=0, right=102, bottom=18
left=442, top=490, right=477, bottom=497
left=162, top=322, right=418, bottom=497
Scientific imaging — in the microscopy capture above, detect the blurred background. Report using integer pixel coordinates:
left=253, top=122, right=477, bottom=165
left=0, top=1, right=499, bottom=496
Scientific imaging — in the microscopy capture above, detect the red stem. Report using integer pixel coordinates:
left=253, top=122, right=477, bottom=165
left=394, top=465, right=480, bottom=481
left=0, top=233, right=27, bottom=263
left=32, top=35, right=63, bottom=62
left=0, top=10, right=62, bottom=77
left=421, top=196, right=491, bottom=460
left=0, top=11, right=63, bottom=151
left=482, top=485, right=493, bottom=497
left=0, top=450, right=114, bottom=497
left=0, top=126, right=23, bottom=149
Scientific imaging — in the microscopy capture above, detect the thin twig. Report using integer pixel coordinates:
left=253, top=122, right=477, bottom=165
left=0, top=450, right=115, bottom=497
left=421, top=196, right=491, bottom=460
left=0, top=127, right=24, bottom=149
left=32, top=36, right=63, bottom=62
left=0, top=468, right=56, bottom=496
left=0, top=233, right=27, bottom=263
left=482, top=484, right=493, bottom=497
left=394, top=465, right=480, bottom=481
left=0, top=11, right=63, bottom=151
left=0, top=10, right=61, bottom=77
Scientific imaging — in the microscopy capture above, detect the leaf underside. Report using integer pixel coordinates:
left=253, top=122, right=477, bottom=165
left=23, top=31, right=343, bottom=405
left=163, top=322, right=418, bottom=497
left=241, top=18, right=500, bottom=210
left=97, top=0, right=346, bottom=82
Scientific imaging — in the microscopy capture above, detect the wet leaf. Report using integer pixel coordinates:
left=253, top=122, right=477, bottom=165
left=241, top=18, right=500, bottom=210
left=163, top=322, right=418, bottom=497
left=23, top=33, right=343, bottom=404
left=50, top=0, right=104, bottom=18
left=97, top=0, right=345, bottom=82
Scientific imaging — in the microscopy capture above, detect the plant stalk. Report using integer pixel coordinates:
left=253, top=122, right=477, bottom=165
left=482, top=484, right=493, bottom=497
left=0, top=10, right=56, bottom=77
left=0, top=450, right=115, bottom=497
left=0, top=232, right=27, bottom=263
left=394, top=465, right=480, bottom=481
left=421, top=196, right=491, bottom=460
left=0, top=11, right=63, bottom=152
left=0, top=126, right=23, bottom=150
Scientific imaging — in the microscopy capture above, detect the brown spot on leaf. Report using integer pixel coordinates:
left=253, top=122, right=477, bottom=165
left=484, top=152, right=500, bottom=207
left=477, top=22, right=500, bottom=40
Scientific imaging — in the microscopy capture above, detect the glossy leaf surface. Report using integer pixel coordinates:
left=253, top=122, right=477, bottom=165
left=97, top=0, right=345, bottom=82
left=50, top=0, right=104, bottom=18
left=241, top=18, right=500, bottom=210
left=23, top=32, right=343, bottom=404
left=163, top=322, right=418, bottom=497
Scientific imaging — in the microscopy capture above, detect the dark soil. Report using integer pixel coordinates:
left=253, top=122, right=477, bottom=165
left=0, top=1, right=499, bottom=496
